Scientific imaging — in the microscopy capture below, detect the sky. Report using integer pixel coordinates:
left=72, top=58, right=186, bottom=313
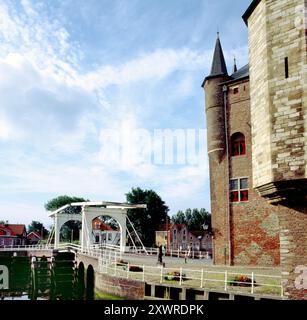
left=0, top=0, right=251, bottom=228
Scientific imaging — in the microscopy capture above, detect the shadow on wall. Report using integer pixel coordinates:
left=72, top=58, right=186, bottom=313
left=86, top=264, right=95, bottom=300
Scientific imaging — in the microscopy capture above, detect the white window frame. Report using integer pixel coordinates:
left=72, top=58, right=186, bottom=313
left=230, top=177, right=249, bottom=203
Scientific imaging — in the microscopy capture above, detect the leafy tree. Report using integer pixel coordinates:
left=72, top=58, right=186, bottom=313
left=27, top=221, right=49, bottom=238
left=126, top=187, right=170, bottom=247
left=45, top=195, right=89, bottom=241
left=60, top=221, right=81, bottom=241
left=173, top=210, right=185, bottom=224
left=185, top=208, right=192, bottom=226
left=45, top=195, right=88, bottom=214
left=172, top=208, right=211, bottom=231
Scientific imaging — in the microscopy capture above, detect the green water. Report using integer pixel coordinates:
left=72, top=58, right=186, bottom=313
left=94, top=290, right=126, bottom=300
left=1, top=290, right=125, bottom=301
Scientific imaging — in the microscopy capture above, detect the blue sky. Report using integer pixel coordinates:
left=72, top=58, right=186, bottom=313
left=0, top=0, right=251, bottom=227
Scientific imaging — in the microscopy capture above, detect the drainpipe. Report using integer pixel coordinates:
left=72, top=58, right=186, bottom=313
left=223, top=85, right=232, bottom=266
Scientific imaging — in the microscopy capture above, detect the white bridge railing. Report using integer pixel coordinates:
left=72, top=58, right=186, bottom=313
left=0, top=243, right=283, bottom=298
left=98, top=258, right=283, bottom=298
left=0, top=244, right=55, bottom=251
left=0, top=243, right=211, bottom=260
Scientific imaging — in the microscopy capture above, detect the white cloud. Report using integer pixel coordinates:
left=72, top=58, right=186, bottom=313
left=0, top=114, right=16, bottom=140
left=78, top=48, right=212, bottom=91
left=21, top=0, right=37, bottom=18
left=0, top=0, right=248, bottom=222
left=0, top=202, right=52, bottom=227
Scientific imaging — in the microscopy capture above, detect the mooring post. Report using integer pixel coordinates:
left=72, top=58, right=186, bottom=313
left=179, top=267, right=183, bottom=286
left=160, top=266, right=163, bottom=284
left=200, top=269, right=204, bottom=288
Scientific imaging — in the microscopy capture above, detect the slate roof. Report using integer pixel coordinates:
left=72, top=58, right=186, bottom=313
left=230, top=64, right=249, bottom=81
left=209, top=35, right=228, bottom=77
left=202, top=34, right=229, bottom=85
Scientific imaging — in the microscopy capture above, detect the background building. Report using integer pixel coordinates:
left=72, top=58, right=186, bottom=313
left=92, top=218, right=120, bottom=246
left=27, top=231, right=42, bottom=245
left=0, top=224, right=27, bottom=246
left=156, top=223, right=212, bottom=254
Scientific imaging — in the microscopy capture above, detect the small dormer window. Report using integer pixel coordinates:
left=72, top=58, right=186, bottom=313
left=233, top=87, right=239, bottom=94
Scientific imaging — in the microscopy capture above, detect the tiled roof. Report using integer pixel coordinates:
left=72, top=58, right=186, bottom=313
left=0, top=224, right=26, bottom=236
left=27, top=231, right=42, bottom=239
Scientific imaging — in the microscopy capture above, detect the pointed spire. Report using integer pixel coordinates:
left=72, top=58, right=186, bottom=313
left=233, top=57, right=238, bottom=73
left=208, top=33, right=228, bottom=78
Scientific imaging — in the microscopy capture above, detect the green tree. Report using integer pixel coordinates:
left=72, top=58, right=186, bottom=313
left=45, top=195, right=89, bottom=241
left=171, top=208, right=211, bottom=231
left=126, top=187, right=170, bottom=247
left=185, top=208, right=192, bottom=228
left=199, top=208, right=211, bottom=231
left=45, top=195, right=88, bottom=214
left=171, top=210, right=185, bottom=224
left=27, top=221, right=49, bottom=238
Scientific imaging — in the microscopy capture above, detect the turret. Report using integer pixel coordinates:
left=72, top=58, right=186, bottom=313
left=202, top=33, right=230, bottom=163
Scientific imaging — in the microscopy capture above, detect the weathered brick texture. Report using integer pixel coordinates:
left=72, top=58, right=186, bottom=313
left=204, top=0, right=307, bottom=300
left=95, top=273, right=145, bottom=300
left=205, top=77, right=280, bottom=267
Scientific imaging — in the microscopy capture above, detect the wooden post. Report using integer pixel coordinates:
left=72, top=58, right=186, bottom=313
left=200, top=269, right=204, bottom=288
left=179, top=267, right=183, bottom=286
left=160, top=266, right=163, bottom=283
left=224, top=271, right=228, bottom=291
left=142, top=265, right=145, bottom=282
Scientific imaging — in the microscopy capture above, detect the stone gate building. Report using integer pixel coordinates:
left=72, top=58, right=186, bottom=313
left=203, top=0, right=306, bottom=299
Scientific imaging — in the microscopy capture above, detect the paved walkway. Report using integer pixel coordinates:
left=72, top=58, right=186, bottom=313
left=119, top=252, right=281, bottom=276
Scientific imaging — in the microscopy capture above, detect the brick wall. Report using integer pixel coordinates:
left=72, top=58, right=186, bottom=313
left=205, top=76, right=281, bottom=267
left=228, top=79, right=280, bottom=266
left=246, top=0, right=307, bottom=299
left=95, top=272, right=145, bottom=300
left=278, top=205, right=307, bottom=300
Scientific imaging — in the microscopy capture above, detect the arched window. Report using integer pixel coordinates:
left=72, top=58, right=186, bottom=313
left=231, top=132, right=246, bottom=156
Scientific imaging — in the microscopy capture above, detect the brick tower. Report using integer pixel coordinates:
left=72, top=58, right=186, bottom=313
left=202, top=34, right=232, bottom=266
left=203, top=35, right=280, bottom=268
left=203, top=0, right=307, bottom=299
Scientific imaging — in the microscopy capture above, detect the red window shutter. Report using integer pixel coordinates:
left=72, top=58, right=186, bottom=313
left=231, top=191, right=239, bottom=202
left=234, top=142, right=240, bottom=156
left=240, top=141, right=246, bottom=155
left=241, top=191, right=248, bottom=201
